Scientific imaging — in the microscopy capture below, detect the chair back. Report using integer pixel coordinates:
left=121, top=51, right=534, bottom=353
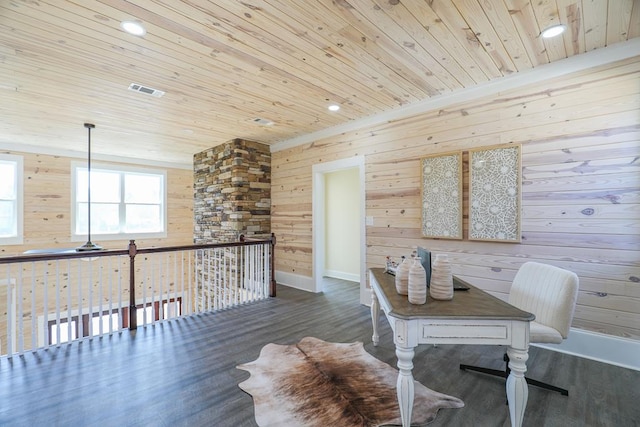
left=508, top=262, right=579, bottom=338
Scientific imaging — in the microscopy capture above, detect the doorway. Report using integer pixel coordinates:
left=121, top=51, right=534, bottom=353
left=312, top=156, right=367, bottom=305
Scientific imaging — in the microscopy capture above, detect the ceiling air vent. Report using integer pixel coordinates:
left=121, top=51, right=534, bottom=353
left=252, top=117, right=274, bottom=126
left=128, top=83, right=165, bottom=98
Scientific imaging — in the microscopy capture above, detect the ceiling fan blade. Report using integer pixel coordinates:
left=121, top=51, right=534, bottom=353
left=23, top=248, right=79, bottom=255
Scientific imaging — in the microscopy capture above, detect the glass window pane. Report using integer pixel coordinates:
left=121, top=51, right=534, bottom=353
left=76, top=203, right=120, bottom=234
left=77, top=169, right=120, bottom=203
left=164, top=301, right=181, bottom=319
left=0, top=200, right=16, bottom=237
left=51, top=320, right=76, bottom=345
left=0, top=163, right=16, bottom=199
left=125, top=174, right=161, bottom=203
left=92, top=313, right=120, bottom=334
left=92, top=204, right=121, bottom=234
left=76, top=170, right=87, bottom=203
left=74, top=165, right=165, bottom=237
left=125, top=204, right=161, bottom=232
left=137, top=306, right=154, bottom=325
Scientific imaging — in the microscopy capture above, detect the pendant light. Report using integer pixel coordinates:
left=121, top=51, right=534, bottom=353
left=76, top=123, right=103, bottom=252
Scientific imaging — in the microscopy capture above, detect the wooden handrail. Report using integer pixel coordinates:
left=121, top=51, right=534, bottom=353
left=0, top=237, right=275, bottom=264
left=0, top=248, right=130, bottom=264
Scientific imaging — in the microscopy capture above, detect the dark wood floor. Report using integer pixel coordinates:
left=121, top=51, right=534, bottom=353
left=1, top=277, right=638, bottom=427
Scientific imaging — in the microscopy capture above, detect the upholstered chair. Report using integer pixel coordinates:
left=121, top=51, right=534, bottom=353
left=460, top=261, right=579, bottom=396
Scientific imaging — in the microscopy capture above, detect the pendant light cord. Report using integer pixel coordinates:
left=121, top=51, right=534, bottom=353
left=77, top=123, right=101, bottom=251
left=85, top=123, right=95, bottom=244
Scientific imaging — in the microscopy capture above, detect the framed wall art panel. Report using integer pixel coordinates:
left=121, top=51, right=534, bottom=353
left=468, top=144, right=521, bottom=242
left=421, top=152, right=463, bottom=239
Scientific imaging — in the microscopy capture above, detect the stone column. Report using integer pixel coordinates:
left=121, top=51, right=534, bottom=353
left=193, top=139, right=271, bottom=310
left=193, top=138, right=271, bottom=243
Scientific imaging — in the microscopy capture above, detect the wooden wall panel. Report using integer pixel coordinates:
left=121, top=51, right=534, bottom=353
left=271, top=57, right=640, bottom=340
left=0, top=151, right=194, bottom=256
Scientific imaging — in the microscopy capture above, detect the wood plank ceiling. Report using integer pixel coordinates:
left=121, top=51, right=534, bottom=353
left=1, top=0, right=638, bottom=166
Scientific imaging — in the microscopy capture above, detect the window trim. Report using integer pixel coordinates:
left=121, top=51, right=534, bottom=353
left=70, top=161, right=167, bottom=242
left=0, top=154, right=23, bottom=246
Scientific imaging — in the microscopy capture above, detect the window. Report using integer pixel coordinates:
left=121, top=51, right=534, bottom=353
left=0, top=154, right=23, bottom=245
left=72, top=163, right=166, bottom=241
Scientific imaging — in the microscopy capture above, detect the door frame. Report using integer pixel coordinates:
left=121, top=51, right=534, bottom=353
left=312, top=156, right=367, bottom=304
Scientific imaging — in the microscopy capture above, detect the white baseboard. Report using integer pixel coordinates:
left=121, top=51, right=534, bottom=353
left=533, top=328, right=640, bottom=371
left=275, top=270, right=316, bottom=293
left=324, top=270, right=360, bottom=283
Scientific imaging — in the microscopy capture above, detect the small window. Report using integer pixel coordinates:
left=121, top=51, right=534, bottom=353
left=72, top=163, right=167, bottom=241
left=0, top=154, right=23, bottom=245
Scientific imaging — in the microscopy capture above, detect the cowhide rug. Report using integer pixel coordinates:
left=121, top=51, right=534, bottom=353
left=237, top=337, right=464, bottom=427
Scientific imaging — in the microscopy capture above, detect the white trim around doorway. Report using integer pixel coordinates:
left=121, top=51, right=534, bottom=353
left=312, top=156, right=367, bottom=305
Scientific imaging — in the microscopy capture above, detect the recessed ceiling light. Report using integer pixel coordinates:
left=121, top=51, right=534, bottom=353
left=541, top=24, right=566, bottom=39
left=120, top=20, right=146, bottom=36
left=328, top=104, right=340, bottom=112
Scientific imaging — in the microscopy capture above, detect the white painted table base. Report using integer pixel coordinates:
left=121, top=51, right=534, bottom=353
left=369, top=269, right=532, bottom=427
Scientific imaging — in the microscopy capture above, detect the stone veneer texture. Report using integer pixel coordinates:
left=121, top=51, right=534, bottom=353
left=193, top=139, right=271, bottom=243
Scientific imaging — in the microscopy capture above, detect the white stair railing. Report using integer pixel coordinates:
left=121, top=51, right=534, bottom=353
left=0, top=235, right=275, bottom=357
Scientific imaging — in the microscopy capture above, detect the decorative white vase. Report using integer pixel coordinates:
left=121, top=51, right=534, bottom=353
left=395, top=256, right=410, bottom=295
left=408, top=257, right=427, bottom=304
left=430, top=253, right=453, bottom=300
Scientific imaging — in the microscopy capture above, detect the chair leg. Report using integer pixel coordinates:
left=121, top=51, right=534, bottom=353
left=506, top=353, right=569, bottom=396
left=525, top=377, right=569, bottom=396
left=459, top=364, right=507, bottom=378
left=459, top=352, right=509, bottom=378
left=460, top=353, right=569, bottom=397
left=460, top=354, right=510, bottom=404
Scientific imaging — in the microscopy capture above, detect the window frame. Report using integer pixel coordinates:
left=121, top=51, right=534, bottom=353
left=71, top=161, right=167, bottom=241
left=0, top=154, right=24, bottom=246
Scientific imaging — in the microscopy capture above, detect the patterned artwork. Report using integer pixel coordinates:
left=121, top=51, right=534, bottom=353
left=469, top=145, right=521, bottom=242
left=421, top=152, right=462, bottom=239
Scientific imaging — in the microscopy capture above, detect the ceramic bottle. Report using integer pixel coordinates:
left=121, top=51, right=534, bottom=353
left=429, top=253, right=453, bottom=300
left=408, top=256, right=427, bottom=304
left=395, top=256, right=409, bottom=295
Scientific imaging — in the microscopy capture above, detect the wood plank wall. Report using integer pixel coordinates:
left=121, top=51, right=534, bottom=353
left=0, top=151, right=194, bottom=256
left=0, top=152, right=194, bottom=350
left=271, top=57, right=640, bottom=341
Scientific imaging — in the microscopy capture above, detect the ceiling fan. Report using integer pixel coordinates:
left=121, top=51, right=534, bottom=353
left=24, top=123, right=104, bottom=255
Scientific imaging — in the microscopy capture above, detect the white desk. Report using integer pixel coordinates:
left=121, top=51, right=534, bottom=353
left=369, top=268, right=534, bottom=427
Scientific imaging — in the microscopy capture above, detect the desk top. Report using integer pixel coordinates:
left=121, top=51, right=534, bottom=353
left=370, top=268, right=534, bottom=322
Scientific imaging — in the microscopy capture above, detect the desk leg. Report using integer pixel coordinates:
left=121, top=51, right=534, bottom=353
left=371, top=291, right=380, bottom=346
left=506, top=346, right=529, bottom=427
left=396, top=346, right=415, bottom=427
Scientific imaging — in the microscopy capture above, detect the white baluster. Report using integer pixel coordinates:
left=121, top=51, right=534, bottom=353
left=78, top=261, right=84, bottom=341
left=97, top=258, right=103, bottom=336
left=55, top=261, right=61, bottom=346
left=237, top=247, right=240, bottom=304
left=43, top=263, right=49, bottom=348
left=200, top=250, right=205, bottom=313
left=118, top=256, right=123, bottom=330
left=66, top=260, right=72, bottom=342
left=30, top=263, right=36, bottom=350
left=17, top=266, right=24, bottom=353
left=6, top=265, right=13, bottom=355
